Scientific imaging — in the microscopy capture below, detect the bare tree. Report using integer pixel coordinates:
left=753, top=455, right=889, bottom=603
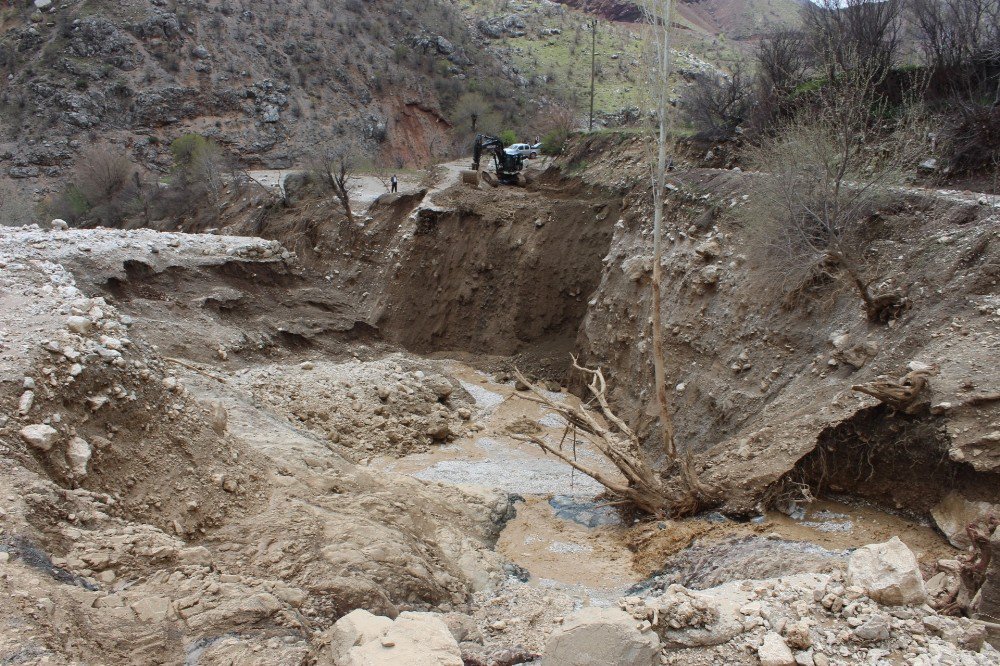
left=802, top=0, right=903, bottom=81
left=512, top=364, right=706, bottom=518
left=751, top=31, right=811, bottom=134
left=908, top=0, right=1000, bottom=101
left=308, top=147, right=359, bottom=224
left=756, top=31, right=810, bottom=96
left=681, top=61, right=753, bottom=140
left=65, top=146, right=135, bottom=227
left=908, top=0, right=1000, bottom=74
left=742, top=72, right=923, bottom=323
left=639, top=0, right=677, bottom=459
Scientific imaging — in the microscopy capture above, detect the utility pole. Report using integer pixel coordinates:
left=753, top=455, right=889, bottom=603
left=589, top=17, right=597, bottom=132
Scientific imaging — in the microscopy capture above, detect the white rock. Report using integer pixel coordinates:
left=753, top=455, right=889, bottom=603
left=542, top=607, right=660, bottom=666
left=327, top=608, right=393, bottom=658
left=67, top=437, right=92, bottom=477
left=758, top=632, right=796, bottom=666
left=66, top=316, right=92, bottom=334
left=19, top=424, right=59, bottom=451
left=18, top=390, right=34, bottom=415
left=848, top=537, right=926, bottom=605
left=344, top=612, right=462, bottom=666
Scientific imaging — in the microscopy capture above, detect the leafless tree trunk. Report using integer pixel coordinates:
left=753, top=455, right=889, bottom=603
left=309, top=149, right=358, bottom=224
left=640, top=0, right=676, bottom=459
left=331, top=159, right=355, bottom=224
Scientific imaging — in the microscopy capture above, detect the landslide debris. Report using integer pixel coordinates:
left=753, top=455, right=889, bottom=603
left=0, top=225, right=512, bottom=664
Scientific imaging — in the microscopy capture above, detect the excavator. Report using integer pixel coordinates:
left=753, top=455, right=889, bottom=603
left=461, top=134, right=526, bottom=187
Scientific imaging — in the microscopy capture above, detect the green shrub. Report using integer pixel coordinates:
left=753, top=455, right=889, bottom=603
left=541, top=129, right=569, bottom=155
left=499, top=129, right=517, bottom=146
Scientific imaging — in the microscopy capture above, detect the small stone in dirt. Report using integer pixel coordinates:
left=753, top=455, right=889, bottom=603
left=18, top=390, right=34, bottom=415
left=66, top=316, right=92, bottom=334
left=67, top=436, right=91, bottom=477
left=852, top=613, right=890, bottom=643
left=300, top=361, right=315, bottom=370
left=20, top=424, right=59, bottom=451
left=426, top=422, right=452, bottom=441
left=758, top=632, right=796, bottom=666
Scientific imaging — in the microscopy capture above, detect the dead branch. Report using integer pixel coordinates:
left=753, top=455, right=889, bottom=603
left=512, top=363, right=708, bottom=518
left=852, top=364, right=939, bottom=413
left=164, top=358, right=228, bottom=384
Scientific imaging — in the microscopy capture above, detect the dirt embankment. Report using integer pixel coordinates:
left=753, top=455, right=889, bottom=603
left=248, top=134, right=1000, bottom=521
left=372, top=176, right=621, bottom=363
left=557, top=133, right=1000, bottom=516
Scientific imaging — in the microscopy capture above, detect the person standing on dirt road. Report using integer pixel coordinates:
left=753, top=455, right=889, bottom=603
left=391, top=175, right=398, bottom=193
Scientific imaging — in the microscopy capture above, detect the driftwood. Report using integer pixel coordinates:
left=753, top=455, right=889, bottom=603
left=511, top=359, right=708, bottom=518
left=852, top=364, right=939, bottom=414
left=164, top=357, right=228, bottom=384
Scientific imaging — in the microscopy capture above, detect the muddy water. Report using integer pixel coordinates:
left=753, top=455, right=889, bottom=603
left=378, top=362, right=642, bottom=604
left=379, top=362, right=958, bottom=604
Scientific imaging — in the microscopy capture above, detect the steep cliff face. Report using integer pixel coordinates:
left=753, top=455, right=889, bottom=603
left=0, top=0, right=520, bottom=179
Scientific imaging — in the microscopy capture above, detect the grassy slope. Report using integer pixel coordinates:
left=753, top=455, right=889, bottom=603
left=455, top=0, right=797, bottom=117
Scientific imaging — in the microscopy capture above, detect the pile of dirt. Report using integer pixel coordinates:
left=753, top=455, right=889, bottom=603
left=228, top=355, right=475, bottom=457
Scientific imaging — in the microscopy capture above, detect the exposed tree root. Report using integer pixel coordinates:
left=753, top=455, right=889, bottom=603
left=511, top=361, right=712, bottom=518
left=852, top=364, right=938, bottom=414
left=864, top=291, right=910, bottom=324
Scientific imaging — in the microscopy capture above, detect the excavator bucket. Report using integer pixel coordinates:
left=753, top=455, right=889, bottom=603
left=461, top=170, right=481, bottom=186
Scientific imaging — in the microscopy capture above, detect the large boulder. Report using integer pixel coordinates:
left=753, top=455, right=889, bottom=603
left=342, top=612, right=462, bottom=666
left=325, top=609, right=393, bottom=660
left=848, top=537, right=927, bottom=606
left=931, top=492, right=1000, bottom=548
left=542, top=607, right=660, bottom=666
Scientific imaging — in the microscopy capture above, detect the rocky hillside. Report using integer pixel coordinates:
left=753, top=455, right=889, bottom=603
left=553, top=0, right=803, bottom=40
left=0, top=0, right=538, bottom=181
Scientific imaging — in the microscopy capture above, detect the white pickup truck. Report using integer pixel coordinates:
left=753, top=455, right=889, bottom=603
left=504, top=143, right=541, bottom=159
